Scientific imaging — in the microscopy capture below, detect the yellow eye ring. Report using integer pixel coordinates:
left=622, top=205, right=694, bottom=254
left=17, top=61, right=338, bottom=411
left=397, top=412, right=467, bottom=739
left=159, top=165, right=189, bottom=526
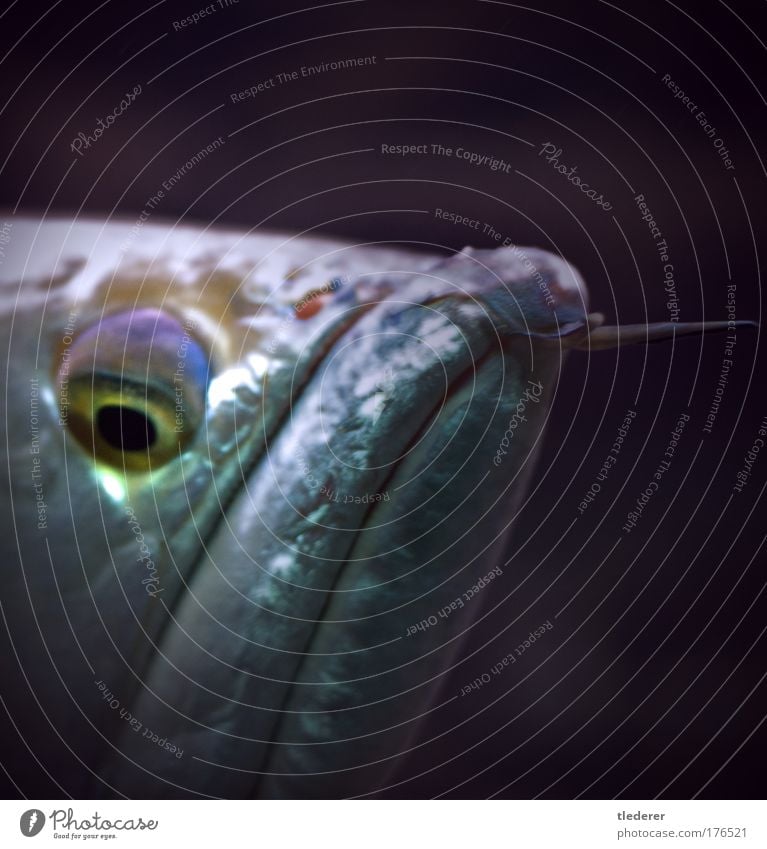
left=57, top=309, right=209, bottom=473
left=65, top=376, right=191, bottom=472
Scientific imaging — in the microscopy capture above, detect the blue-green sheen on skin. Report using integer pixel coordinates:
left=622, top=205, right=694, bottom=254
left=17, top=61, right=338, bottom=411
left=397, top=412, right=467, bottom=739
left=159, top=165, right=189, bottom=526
left=0, top=217, right=746, bottom=799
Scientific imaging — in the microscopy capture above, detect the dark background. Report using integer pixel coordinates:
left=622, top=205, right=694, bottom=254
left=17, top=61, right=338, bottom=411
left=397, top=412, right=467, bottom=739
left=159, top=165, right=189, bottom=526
left=1, top=0, right=765, bottom=799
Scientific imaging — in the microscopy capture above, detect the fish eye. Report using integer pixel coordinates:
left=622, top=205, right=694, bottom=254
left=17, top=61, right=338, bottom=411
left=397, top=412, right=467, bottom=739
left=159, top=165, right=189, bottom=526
left=57, top=309, right=209, bottom=472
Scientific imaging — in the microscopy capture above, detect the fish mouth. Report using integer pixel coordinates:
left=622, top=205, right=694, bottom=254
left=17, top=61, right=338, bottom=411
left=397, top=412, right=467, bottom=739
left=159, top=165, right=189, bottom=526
left=97, top=246, right=587, bottom=798
left=196, top=246, right=584, bottom=575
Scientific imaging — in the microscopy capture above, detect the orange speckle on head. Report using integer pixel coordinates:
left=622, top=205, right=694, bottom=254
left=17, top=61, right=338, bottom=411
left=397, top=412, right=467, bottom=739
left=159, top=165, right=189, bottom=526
left=294, top=291, right=329, bottom=320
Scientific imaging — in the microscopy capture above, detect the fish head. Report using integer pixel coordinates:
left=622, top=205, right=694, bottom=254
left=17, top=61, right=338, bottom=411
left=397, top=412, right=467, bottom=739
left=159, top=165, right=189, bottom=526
left=1, top=217, right=739, bottom=798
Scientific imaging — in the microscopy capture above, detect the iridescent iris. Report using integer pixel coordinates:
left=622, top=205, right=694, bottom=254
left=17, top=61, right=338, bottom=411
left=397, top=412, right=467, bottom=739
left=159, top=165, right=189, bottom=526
left=58, top=308, right=209, bottom=471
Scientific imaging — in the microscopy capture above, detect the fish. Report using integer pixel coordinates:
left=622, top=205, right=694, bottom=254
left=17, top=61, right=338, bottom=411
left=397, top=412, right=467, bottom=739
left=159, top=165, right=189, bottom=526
left=0, top=215, right=751, bottom=799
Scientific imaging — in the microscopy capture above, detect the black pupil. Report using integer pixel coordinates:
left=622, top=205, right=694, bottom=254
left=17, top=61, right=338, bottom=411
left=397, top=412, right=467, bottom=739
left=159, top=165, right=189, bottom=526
left=97, top=405, right=157, bottom=451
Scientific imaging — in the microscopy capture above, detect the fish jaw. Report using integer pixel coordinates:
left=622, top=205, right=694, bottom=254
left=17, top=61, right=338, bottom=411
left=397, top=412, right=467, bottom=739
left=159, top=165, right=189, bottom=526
left=257, top=340, right=554, bottom=798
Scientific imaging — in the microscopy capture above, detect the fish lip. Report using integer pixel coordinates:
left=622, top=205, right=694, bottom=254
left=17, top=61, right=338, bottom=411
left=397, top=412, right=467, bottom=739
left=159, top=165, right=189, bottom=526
left=342, top=341, right=505, bottom=500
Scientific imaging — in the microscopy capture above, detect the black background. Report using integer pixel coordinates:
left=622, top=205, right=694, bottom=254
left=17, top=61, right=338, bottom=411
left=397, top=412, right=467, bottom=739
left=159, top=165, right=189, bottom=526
left=1, top=0, right=765, bottom=799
